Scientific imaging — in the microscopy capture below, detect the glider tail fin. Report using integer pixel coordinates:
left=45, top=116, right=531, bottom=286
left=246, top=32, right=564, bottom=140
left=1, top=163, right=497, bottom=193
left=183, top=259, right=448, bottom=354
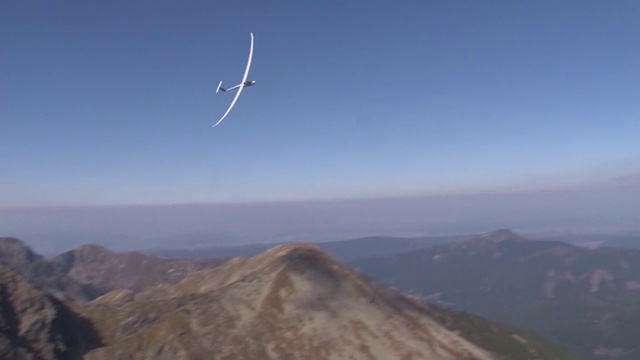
left=216, top=81, right=226, bottom=93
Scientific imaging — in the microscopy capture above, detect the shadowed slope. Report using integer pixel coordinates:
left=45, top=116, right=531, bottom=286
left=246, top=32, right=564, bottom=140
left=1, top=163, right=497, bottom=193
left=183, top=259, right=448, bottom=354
left=0, top=265, right=102, bottom=359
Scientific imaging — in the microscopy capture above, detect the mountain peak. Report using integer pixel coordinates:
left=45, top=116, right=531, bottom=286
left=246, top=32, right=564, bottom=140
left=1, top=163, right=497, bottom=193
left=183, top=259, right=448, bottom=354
left=0, top=237, right=42, bottom=266
left=257, top=243, right=339, bottom=272
left=0, top=236, right=38, bottom=254
left=258, top=242, right=327, bottom=259
left=168, top=243, right=353, bottom=299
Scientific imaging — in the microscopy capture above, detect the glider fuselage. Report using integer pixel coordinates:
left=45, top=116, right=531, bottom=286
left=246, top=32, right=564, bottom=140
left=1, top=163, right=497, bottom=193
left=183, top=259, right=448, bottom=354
left=219, top=80, right=255, bottom=92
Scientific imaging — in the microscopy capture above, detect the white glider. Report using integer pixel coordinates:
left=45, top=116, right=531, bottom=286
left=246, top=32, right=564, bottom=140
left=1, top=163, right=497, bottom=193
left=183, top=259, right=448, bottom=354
left=213, top=32, right=255, bottom=127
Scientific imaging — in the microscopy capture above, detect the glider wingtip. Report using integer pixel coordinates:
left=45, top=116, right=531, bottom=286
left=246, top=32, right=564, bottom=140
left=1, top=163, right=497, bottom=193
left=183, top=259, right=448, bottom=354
left=212, top=118, right=225, bottom=127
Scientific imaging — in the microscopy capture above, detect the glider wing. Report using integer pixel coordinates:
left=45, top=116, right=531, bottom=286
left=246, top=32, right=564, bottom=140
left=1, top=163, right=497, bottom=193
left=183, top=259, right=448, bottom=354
left=213, top=32, right=254, bottom=127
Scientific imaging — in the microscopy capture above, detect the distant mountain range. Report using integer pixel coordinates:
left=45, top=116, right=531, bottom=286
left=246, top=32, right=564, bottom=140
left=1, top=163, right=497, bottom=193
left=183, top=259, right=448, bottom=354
left=144, top=232, right=640, bottom=262
left=351, top=229, right=640, bottom=359
left=525, top=232, right=640, bottom=250
left=0, top=236, right=577, bottom=359
left=145, top=234, right=468, bottom=261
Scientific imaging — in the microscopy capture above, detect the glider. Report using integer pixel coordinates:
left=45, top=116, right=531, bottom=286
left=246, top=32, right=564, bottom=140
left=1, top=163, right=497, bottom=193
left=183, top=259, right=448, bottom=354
left=213, top=32, right=256, bottom=127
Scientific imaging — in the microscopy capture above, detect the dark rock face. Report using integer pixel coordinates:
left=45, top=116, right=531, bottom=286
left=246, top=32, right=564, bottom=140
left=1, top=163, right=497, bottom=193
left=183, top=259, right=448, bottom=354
left=0, top=266, right=102, bottom=360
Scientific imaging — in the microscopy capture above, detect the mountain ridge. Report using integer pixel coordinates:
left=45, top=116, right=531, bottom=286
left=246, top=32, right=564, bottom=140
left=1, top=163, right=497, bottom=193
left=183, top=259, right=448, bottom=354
left=0, top=237, right=226, bottom=302
left=76, top=243, right=577, bottom=360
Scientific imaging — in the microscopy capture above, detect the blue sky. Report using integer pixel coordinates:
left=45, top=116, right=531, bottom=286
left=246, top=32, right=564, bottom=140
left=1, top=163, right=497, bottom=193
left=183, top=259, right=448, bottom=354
left=2, top=0, right=640, bottom=207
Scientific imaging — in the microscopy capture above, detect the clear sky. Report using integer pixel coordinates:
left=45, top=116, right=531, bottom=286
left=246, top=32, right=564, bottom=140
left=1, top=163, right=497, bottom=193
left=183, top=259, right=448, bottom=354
left=2, top=0, right=640, bottom=207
